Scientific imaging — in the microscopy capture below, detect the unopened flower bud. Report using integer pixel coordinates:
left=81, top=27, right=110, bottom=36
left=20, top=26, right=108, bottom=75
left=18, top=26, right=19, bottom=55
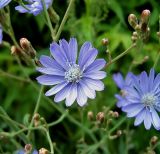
left=39, top=148, right=49, bottom=154
left=128, top=14, right=138, bottom=29
left=150, top=136, right=158, bottom=145
left=96, top=112, right=105, bottom=123
left=20, top=38, right=36, bottom=59
left=157, top=32, right=160, bottom=37
left=11, top=46, right=21, bottom=56
left=116, top=130, right=122, bottom=137
left=33, top=113, right=40, bottom=127
left=133, top=31, right=138, bottom=37
left=141, top=10, right=150, bottom=24
left=102, top=38, right=109, bottom=46
left=131, top=36, right=137, bottom=43
left=112, top=111, right=119, bottom=118
left=24, top=144, right=32, bottom=153
left=87, top=111, right=94, bottom=121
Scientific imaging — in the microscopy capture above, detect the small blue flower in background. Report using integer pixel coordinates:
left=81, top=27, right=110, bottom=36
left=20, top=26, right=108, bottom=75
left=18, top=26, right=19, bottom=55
left=114, top=69, right=160, bottom=130
left=17, top=149, right=38, bottom=154
left=0, top=25, right=3, bottom=44
left=36, top=38, right=106, bottom=107
left=15, top=0, right=53, bottom=16
left=0, top=0, right=11, bottom=8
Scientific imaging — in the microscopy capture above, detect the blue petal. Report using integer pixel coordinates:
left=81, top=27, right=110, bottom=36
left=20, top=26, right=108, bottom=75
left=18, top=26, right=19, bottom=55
left=122, top=103, right=144, bottom=117
left=113, top=73, right=125, bottom=89
left=79, top=81, right=95, bottom=99
left=150, top=107, right=160, bottom=130
left=65, top=84, right=77, bottom=106
left=36, top=75, right=65, bottom=85
left=59, top=39, right=71, bottom=62
left=39, top=55, right=64, bottom=71
left=144, top=109, right=152, bottom=130
left=79, top=48, right=98, bottom=70
left=82, top=78, right=104, bottom=91
left=139, top=71, right=149, bottom=93
left=69, top=38, right=78, bottom=63
left=15, top=5, right=32, bottom=13
left=83, top=71, right=106, bottom=80
left=0, top=25, right=3, bottom=44
left=0, top=0, right=11, bottom=8
left=148, top=68, right=155, bottom=91
left=50, top=42, right=68, bottom=70
left=36, top=67, right=64, bottom=76
left=78, top=42, right=92, bottom=67
left=85, top=59, right=106, bottom=72
left=77, top=83, right=87, bottom=106
left=54, top=83, right=72, bottom=102
left=134, top=108, right=146, bottom=126
left=45, top=82, right=68, bottom=96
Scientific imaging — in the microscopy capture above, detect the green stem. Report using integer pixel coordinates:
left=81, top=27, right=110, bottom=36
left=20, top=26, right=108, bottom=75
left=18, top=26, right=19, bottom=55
left=106, top=43, right=136, bottom=67
left=48, top=110, right=68, bottom=127
left=41, top=0, right=55, bottom=41
left=27, top=86, right=44, bottom=138
left=0, top=69, right=30, bottom=83
left=55, top=0, right=75, bottom=41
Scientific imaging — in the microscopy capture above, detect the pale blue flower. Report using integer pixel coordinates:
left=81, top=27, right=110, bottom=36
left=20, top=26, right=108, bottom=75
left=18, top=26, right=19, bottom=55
left=115, top=69, right=160, bottom=130
left=36, top=38, right=107, bottom=106
left=15, top=0, right=53, bottom=16
left=0, top=0, right=11, bottom=8
left=17, top=149, right=38, bottom=154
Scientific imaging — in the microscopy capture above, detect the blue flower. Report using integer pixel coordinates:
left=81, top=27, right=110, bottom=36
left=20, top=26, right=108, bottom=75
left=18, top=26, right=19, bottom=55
left=113, top=72, right=133, bottom=107
left=15, top=0, right=53, bottom=16
left=0, top=0, right=11, bottom=8
left=115, top=69, right=160, bottom=130
left=0, top=25, right=3, bottom=44
left=36, top=38, right=106, bottom=106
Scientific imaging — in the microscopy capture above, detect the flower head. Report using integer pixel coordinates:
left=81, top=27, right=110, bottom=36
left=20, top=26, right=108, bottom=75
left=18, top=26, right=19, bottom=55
left=36, top=38, right=106, bottom=106
left=113, top=72, right=133, bottom=107
left=0, top=0, right=11, bottom=9
left=115, top=69, right=160, bottom=130
left=15, top=0, right=53, bottom=16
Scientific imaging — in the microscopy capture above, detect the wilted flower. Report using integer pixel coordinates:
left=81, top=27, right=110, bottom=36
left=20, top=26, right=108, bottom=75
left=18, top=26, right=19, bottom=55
left=115, top=69, right=160, bottom=130
left=0, top=24, right=3, bottom=44
left=15, top=0, right=53, bottom=16
left=36, top=38, right=106, bottom=106
left=0, top=0, right=11, bottom=9
left=113, top=72, right=133, bottom=107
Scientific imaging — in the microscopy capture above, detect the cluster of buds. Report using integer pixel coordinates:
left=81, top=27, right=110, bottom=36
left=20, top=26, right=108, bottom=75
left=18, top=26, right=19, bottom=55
left=128, top=9, right=150, bottom=43
left=11, top=38, right=37, bottom=65
left=108, top=110, right=119, bottom=118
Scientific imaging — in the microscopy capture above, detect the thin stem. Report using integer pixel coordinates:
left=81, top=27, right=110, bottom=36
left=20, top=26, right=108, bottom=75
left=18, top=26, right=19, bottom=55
left=106, top=43, right=136, bottom=67
left=0, top=69, right=30, bottom=83
left=41, top=0, right=55, bottom=41
left=55, top=0, right=75, bottom=41
left=27, top=86, right=44, bottom=138
left=48, top=110, right=68, bottom=127
left=46, top=130, right=54, bottom=154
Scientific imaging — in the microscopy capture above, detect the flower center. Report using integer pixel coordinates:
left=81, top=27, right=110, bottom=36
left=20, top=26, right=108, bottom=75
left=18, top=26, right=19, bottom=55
left=65, top=64, right=82, bottom=82
left=141, top=93, right=157, bottom=106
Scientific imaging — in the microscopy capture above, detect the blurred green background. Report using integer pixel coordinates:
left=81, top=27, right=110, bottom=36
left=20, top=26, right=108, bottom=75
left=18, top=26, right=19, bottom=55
left=0, top=0, right=160, bottom=153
